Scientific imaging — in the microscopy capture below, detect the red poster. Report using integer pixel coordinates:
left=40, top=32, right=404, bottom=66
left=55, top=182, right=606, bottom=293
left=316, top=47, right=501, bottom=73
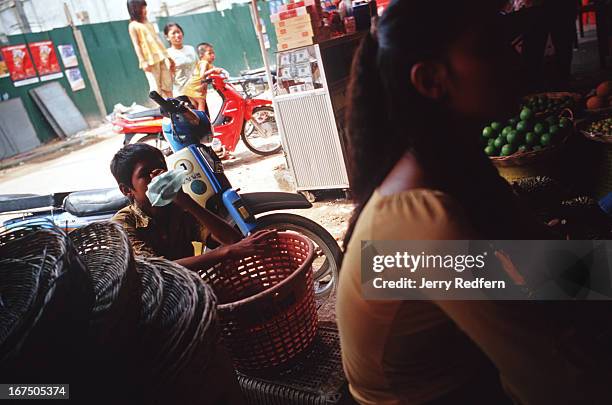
left=29, top=40, right=61, bottom=76
left=1, top=44, right=36, bottom=81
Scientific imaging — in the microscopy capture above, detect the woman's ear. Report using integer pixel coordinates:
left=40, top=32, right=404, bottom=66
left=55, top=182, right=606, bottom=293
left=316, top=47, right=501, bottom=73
left=410, top=62, right=448, bottom=100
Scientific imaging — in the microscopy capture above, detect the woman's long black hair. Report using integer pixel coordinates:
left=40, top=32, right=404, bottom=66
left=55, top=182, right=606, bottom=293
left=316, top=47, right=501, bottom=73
left=127, top=0, right=147, bottom=22
left=344, top=0, right=550, bottom=247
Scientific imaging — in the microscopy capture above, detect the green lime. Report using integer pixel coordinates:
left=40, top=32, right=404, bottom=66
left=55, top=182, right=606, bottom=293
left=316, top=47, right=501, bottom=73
left=494, top=136, right=505, bottom=149
left=534, top=123, right=546, bottom=135
left=540, top=133, right=552, bottom=146
left=487, top=138, right=496, bottom=147
left=517, top=145, right=529, bottom=153
left=532, top=145, right=543, bottom=151
left=520, top=108, right=533, bottom=121
left=491, top=122, right=502, bottom=132
left=525, top=132, right=537, bottom=146
left=502, top=126, right=513, bottom=137
left=484, top=145, right=497, bottom=156
left=549, top=125, right=560, bottom=136
left=501, top=144, right=516, bottom=156
left=506, top=130, right=522, bottom=145
left=516, top=120, right=530, bottom=133
left=482, top=126, right=495, bottom=138
left=509, top=117, right=519, bottom=126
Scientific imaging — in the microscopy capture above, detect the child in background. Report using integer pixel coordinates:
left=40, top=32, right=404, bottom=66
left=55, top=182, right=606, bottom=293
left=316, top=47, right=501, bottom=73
left=182, top=43, right=223, bottom=112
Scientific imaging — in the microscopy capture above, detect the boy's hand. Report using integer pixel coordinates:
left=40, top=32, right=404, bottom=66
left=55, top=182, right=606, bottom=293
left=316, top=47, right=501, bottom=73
left=227, top=230, right=278, bottom=259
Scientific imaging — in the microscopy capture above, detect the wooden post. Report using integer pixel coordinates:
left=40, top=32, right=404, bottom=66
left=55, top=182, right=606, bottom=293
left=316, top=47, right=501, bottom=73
left=64, top=3, right=107, bottom=117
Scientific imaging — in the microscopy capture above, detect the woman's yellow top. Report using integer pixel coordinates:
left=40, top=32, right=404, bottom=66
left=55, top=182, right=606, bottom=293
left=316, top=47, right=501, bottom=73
left=128, top=21, right=168, bottom=70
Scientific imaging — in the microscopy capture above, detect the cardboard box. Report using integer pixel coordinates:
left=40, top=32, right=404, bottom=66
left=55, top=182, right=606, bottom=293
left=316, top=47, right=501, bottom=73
left=277, top=36, right=315, bottom=51
left=271, top=6, right=319, bottom=23
left=278, top=0, right=320, bottom=12
left=275, top=22, right=314, bottom=37
left=277, top=29, right=314, bottom=44
left=274, top=14, right=312, bottom=29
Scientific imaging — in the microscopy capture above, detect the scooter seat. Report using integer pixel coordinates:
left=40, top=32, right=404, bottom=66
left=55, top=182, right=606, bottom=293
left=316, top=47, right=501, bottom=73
left=64, top=188, right=129, bottom=217
left=125, top=108, right=162, bottom=120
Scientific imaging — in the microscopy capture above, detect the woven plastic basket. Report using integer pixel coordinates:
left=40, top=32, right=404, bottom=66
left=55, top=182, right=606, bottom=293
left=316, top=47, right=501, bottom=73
left=199, top=232, right=317, bottom=375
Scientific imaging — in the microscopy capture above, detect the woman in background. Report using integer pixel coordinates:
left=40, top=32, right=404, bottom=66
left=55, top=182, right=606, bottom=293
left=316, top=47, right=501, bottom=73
left=164, top=23, right=197, bottom=97
left=127, top=0, right=175, bottom=98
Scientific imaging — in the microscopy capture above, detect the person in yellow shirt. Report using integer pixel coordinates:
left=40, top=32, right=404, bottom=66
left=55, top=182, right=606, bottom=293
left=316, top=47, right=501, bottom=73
left=182, top=43, right=223, bottom=112
left=127, top=0, right=175, bottom=98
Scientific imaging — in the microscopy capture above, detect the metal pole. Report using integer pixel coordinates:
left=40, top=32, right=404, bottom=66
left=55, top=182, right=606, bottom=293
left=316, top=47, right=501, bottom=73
left=249, top=0, right=274, bottom=94
left=64, top=3, right=107, bottom=118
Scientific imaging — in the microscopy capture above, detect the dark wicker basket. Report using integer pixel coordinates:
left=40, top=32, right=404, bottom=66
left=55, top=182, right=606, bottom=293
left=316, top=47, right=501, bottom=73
left=199, top=232, right=317, bottom=375
left=523, top=91, right=583, bottom=119
left=577, top=115, right=612, bottom=198
left=490, top=124, right=572, bottom=182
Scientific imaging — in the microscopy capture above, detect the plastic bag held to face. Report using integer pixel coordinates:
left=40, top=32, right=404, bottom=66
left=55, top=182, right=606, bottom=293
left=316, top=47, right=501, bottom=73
left=146, top=168, right=187, bottom=207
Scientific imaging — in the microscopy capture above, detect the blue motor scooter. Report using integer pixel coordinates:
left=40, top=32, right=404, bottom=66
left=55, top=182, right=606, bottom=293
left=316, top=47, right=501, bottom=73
left=0, top=92, right=341, bottom=299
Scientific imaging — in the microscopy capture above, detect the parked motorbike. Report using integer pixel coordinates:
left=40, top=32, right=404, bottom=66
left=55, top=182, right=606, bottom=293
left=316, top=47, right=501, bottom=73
left=112, top=72, right=282, bottom=159
left=1, top=92, right=341, bottom=299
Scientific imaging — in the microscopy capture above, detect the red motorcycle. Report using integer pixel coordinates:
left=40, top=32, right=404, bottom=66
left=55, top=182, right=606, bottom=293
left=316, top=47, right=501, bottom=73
left=112, top=73, right=282, bottom=158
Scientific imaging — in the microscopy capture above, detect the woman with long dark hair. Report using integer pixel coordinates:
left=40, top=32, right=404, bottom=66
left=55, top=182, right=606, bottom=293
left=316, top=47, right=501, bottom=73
left=127, top=0, right=175, bottom=98
left=337, top=1, right=611, bottom=404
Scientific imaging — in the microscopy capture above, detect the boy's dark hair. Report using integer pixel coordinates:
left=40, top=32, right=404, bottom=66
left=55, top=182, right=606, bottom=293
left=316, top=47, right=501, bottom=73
left=197, top=42, right=213, bottom=57
left=110, top=144, right=166, bottom=188
left=163, top=22, right=183, bottom=36
left=127, top=0, right=147, bottom=22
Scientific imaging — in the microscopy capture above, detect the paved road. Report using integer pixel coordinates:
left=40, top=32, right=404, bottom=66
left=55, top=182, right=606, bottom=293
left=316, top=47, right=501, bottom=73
left=0, top=131, right=285, bottom=196
left=0, top=134, right=124, bottom=195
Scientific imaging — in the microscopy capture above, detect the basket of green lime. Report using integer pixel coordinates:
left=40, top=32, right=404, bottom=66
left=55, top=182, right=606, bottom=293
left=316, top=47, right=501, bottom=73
left=481, top=106, right=573, bottom=182
left=522, top=92, right=582, bottom=119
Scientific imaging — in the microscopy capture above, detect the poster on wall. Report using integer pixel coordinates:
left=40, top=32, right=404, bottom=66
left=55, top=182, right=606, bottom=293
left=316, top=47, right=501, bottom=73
left=57, top=44, right=78, bottom=68
left=29, top=41, right=63, bottom=81
left=1, top=44, right=39, bottom=86
left=0, top=52, right=9, bottom=78
left=66, top=67, right=85, bottom=91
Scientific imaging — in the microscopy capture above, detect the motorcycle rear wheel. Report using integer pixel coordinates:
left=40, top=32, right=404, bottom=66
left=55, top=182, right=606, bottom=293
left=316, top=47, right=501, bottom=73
left=241, top=106, right=282, bottom=156
left=253, top=213, right=342, bottom=300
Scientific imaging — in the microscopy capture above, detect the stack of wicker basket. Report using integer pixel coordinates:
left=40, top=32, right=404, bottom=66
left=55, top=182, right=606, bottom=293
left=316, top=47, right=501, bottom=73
left=0, top=222, right=238, bottom=405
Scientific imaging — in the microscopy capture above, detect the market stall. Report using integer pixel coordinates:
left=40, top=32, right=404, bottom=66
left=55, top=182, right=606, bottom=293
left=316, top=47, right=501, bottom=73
left=251, top=0, right=375, bottom=197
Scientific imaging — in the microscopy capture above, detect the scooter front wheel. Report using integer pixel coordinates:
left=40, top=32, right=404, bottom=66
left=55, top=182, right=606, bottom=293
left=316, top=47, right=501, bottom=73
left=253, top=213, right=342, bottom=301
left=241, top=106, right=282, bottom=156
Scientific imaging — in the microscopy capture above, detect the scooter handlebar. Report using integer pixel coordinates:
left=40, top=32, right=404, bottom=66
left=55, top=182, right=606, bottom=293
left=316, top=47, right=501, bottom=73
left=149, top=91, right=177, bottom=114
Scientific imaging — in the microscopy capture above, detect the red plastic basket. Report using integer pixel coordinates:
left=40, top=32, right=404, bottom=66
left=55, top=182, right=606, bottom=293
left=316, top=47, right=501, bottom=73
left=199, top=232, right=317, bottom=375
